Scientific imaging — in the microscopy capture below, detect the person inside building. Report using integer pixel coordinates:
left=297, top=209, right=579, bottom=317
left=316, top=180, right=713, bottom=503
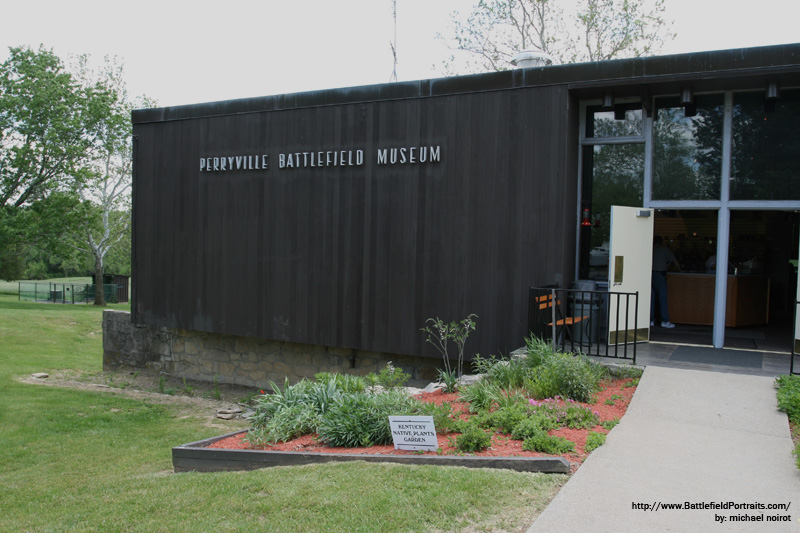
left=652, top=235, right=681, bottom=328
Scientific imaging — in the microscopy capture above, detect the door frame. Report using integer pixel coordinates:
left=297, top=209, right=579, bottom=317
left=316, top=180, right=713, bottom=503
left=579, top=93, right=800, bottom=349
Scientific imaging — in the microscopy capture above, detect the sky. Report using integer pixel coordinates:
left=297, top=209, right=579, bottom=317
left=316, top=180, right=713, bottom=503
left=1, top=0, right=799, bottom=108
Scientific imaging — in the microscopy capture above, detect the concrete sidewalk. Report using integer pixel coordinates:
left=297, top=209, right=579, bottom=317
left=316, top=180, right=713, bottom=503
left=528, top=366, right=800, bottom=532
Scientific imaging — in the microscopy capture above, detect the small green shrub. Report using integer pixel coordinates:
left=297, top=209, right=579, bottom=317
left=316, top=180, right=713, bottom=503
left=418, top=401, right=465, bottom=434
left=524, top=351, right=605, bottom=402
left=370, top=362, right=411, bottom=389
left=522, top=433, right=575, bottom=454
left=475, top=404, right=527, bottom=434
left=775, top=374, right=800, bottom=423
left=528, top=398, right=600, bottom=429
left=623, top=377, right=640, bottom=387
left=600, top=418, right=620, bottom=430
left=585, top=431, right=606, bottom=453
left=794, top=441, right=800, bottom=469
left=470, top=354, right=500, bottom=375
left=455, top=424, right=492, bottom=453
left=510, top=417, right=549, bottom=440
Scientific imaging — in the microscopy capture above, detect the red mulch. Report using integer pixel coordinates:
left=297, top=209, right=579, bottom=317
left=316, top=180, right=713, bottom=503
left=208, top=378, right=638, bottom=473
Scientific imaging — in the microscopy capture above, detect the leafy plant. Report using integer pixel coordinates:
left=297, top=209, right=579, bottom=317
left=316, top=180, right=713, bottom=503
left=317, top=390, right=421, bottom=447
left=181, top=378, right=194, bottom=397
left=248, top=403, right=320, bottom=445
left=775, top=374, right=800, bottom=423
left=379, top=362, right=411, bottom=389
left=522, top=433, right=575, bottom=455
left=438, top=368, right=459, bottom=393
left=485, top=357, right=527, bottom=390
left=600, top=418, right=620, bottom=430
left=524, top=349, right=605, bottom=402
left=418, top=401, right=465, bottom=434
left=475, top=404, right=527, bottom=434
left=211, top=374, right=221, bottom=400
left=775, top=374, right=800, bottom=469
left=455, top=423, right=491, bottom=453
left=528, top=398, right=600, bottom=429
left=314, top=372, right=366, bottom=393
left=367, top=362, right=411, bottom=390
left=459, top=381, right=504, bottom=413
left=510, top=417, right=549, bottom=440
left=585, top=431, right=606, bottom=453
left=421, top=314, right=478, bottom=379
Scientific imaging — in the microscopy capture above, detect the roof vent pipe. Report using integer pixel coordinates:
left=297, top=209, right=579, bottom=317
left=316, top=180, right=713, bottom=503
left=510, top=50, right=553, bottom=69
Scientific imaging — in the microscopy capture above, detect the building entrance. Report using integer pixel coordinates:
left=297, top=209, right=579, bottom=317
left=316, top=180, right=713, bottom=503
left=650, top=210, right=799, bottom=352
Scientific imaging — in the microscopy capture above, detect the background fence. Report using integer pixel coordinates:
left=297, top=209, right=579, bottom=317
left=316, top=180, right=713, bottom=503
left=19, top=282, right=121, bottom=304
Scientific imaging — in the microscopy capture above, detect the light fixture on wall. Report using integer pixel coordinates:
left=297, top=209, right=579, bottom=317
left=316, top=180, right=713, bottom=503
left=680, top=87, right=696, bottom=118
left=765, top=82, right=780, bottom=112
left=602, top=92, right=614, bottom=111
left=766, top=82, right=780, bottom=100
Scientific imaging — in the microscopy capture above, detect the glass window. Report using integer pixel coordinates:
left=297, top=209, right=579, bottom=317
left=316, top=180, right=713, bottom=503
left=585, top=104, right=643, bottom=138
left=731, top=89, right=800, bottom=200
left=652, top=94, right=724, bottom=200
left=581, top=143, right=644, bottom=279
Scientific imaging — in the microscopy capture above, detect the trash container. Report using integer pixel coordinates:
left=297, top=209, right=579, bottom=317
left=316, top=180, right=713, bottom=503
left=569, top=280, right=601, bottom=343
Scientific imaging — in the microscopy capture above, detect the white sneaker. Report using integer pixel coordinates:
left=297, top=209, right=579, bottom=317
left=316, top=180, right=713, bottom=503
left=661, top=321, right=676, bottom=329
left=650, top=321, right=655, bottom=327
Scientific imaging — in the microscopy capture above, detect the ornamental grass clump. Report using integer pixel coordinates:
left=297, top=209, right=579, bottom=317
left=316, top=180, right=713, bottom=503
left=317, top=389, right=421, bottom=447
left=248, top=374, right=424, bottom=447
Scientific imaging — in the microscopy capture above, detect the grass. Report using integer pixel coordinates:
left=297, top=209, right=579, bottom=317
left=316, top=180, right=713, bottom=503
left=0, top=293, right=567, bottom=531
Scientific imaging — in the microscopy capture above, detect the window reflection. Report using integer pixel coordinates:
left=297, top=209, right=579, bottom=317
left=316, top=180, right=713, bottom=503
left=652, top=95, right=724, bottom=200
left=583, top=143, right=644, bottom=279
left=586, top=105, right=643, bottom=137
left=731, top=90, right=800, bottom=200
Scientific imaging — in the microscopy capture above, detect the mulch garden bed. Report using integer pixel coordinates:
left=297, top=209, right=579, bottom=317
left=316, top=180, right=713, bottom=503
left=174, top=377, right=638, bottom=474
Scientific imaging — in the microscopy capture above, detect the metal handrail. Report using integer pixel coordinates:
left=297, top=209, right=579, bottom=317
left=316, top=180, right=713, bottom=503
left=529, top=285, right=639, bottom=364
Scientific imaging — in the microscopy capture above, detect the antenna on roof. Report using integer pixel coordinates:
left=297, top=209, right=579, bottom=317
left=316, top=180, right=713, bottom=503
left=389, top=0, right=398, bottom=82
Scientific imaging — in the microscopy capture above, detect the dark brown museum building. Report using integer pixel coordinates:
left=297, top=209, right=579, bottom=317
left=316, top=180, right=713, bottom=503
left=122, top=43, right=800, bottom=383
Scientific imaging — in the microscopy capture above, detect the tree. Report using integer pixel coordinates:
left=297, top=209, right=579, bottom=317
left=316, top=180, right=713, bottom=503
left=66, top=57, right=150, bottom=305
left=0, top=45, right=115, bottom=280
left=440, top=0, right=674, bottom=74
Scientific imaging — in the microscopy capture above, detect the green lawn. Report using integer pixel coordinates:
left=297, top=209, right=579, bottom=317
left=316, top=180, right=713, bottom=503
left=0, top=294, right=566, bottom=532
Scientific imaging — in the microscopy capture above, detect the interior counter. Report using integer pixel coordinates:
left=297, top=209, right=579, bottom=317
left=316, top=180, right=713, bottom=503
left=666, top=273, right=770, bottom=327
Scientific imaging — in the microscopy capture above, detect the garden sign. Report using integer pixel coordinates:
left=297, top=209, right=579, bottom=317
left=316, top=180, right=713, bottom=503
left=388, top=416, right=438, bottom=451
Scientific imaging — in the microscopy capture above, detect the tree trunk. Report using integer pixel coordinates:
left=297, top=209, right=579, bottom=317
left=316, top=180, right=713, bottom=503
left=93, top=255, right=106, bottom=306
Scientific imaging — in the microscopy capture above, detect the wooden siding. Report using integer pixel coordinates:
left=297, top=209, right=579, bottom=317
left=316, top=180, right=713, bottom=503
left=132, top=86, right=577, bottom=359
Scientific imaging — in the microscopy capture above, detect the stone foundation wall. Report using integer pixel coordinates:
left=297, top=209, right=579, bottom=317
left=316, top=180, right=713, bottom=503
left=102, top=310, right=441, bottom=388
